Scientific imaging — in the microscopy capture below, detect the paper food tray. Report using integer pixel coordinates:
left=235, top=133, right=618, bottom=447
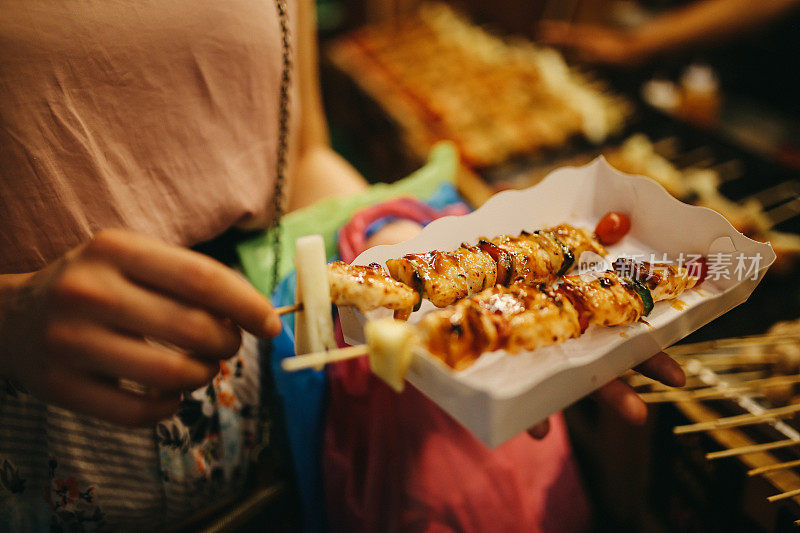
left=339, top=157, right=776, bottom=447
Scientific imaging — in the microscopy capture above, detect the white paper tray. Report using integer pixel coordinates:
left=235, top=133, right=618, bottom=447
left=339, top=157, right=776, bottom=447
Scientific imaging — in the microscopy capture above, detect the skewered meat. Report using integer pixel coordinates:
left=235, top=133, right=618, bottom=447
left=383, top=245, right=498, bottom=309
left=611, top=258, right=698, bottom=301
left=327, top=261, right=419, bottom=320
left=558, top=272, right=644, bottom=328
left=386, top=224, right=605, bottom=308
left=419, top=260, right=699, bottom=369
left=420, top=284, right=581, bottom=370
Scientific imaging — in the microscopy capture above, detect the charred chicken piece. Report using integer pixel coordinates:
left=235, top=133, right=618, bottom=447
left=327, top=261, right=419, bottom=320
left=416, top=259, right=698, bottom=369
left=386, top=224, right=604, bottom=309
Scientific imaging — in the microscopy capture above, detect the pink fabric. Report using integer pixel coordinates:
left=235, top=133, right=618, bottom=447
left=0, top=0, right=299, bottom=273
left=324, top=353, right=592, bottom=533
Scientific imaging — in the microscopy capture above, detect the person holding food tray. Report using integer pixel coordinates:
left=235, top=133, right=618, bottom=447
left=0, top=1, right=685, bottom=530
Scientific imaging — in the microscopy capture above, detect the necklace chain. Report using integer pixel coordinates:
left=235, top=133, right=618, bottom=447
left=270, top=0, right=291, bottom=293
left=251, top=0, right=291, bottom=474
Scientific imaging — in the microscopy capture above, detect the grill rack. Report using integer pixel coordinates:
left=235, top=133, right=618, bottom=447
left=626, top=333, right=800, bottom=526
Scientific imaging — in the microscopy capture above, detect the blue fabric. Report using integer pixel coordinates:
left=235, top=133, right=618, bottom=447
left=267, top=270, right=329, bottom=533
left=268, top=182, right=467, bottom=532
left=426, top=183, right=463, bottom=210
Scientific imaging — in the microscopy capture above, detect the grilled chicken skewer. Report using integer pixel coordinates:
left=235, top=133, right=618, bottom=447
left=386, top=223, right=606, bottom=308
left=422, top=258, right=698, bottom=369
left=286, top=216, right=625, bottom=353
left=285, top=223, right=608, bottom=322
left=327, top=261, right=420, bottom=320
left=282, top=259, right=700, bottom=388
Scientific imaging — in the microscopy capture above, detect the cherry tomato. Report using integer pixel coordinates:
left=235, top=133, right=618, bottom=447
left=594, top=212, right=631, bottom=245
left=687, top=256, right=708, bottom=285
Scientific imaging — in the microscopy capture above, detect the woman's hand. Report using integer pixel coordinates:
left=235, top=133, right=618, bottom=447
left=0, top=229, right=281, bottom=427
left=528, top=351, right=685, bottom=439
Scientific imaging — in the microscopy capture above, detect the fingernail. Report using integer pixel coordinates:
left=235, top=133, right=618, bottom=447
left=627, top=396, right=648, bottom=425
left=265, top=315, right=282, bottom=337
left=667, top=364, right=686, bottom=388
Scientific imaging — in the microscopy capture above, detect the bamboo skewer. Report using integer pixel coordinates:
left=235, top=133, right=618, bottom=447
left=652, top=136, right=680, bottom=159
left=667, top=332, right=800, bottom=356
left=674, top=404, right=800, bottom=435
left=640, top=373, right=800, bottom=403
left=765, top=196, right=800, bottom=227
left=673, top=356, right=780, bottom=369
left=673, top=146, right=715, bottom=168
left=748, top=458, right=800, bottom=477
left=662, top=334, right=800, bottom=505
left=767, top=487, right=800, bottom=503
left=706, top=438, right=800, bottom=460
left=708, top=159, right=744, bottom=183
left=275, top=302, right=303, bottom=316
left=281, top=344, right=369, bottom=372
left=626, top=370, right=766, bottom=390
left=745, top=179, right=800, bottom=208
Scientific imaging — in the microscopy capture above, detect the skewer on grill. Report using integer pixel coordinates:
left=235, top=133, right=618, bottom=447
left=639, top=374, right=800, bottom=403
left=673, top=404, right=800, bottom=434
left=748, top=458, right=800, bottom=477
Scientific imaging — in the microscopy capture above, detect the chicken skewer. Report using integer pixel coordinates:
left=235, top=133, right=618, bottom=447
left=287, top=216, right=625, bottom=359
left=282, top=258, right=700, bottom=389
left=274, top=262, right=419, bottom=319
left=282, top=221, right=612, bottom=323
left=386, top=223, right=606, bottom=308
left=421, top=258, right=698, bottom=369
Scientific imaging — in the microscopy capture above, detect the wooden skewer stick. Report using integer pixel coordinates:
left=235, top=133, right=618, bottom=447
left=767, top=487, right=800, bottom=503
left=765, top=196, right=800, bottom=228
left=667, top=332, right=800, bottom=356
left=708, top=159, right=744, bottom=183
left=675, top=356, right=780, bottom=369
left=745, top=179, right=800, bottom=208
left=674, top=404, right=800, bottom=435
left=281, top=344, right=368, bottom=372
left=706, top=438, right=800, bottom=460
left=641, top=374, right=800, bottom=403
left=641, top=388, right=764, bottom=403
left=748, top=458, right=800, bottom=477
left=275, top=302, right=303, bottom=316
left=627, top=370, right=766, bottom=390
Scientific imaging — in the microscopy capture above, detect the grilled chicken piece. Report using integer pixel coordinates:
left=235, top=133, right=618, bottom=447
left=612, top=258, right=698, bottom=301
left=558, top=271, right=644, bottom=327
left=386, top=251, right=468, bottom=308
left=387, top=224, right=603, bottom=309
left=479, top=225, right=605, bottom=286
left=549, top=223, right=607, bottom=260
left=559, top=260, right=699, bottom=328
left=419, top=284, right=582, bottom=370
left=453, top=244, right=499, bottom=293
left=386, top=244, right=498, bottom=308
left=488, top=230, right=569, bottom=285
left=327, top=261, right=419, bottom=320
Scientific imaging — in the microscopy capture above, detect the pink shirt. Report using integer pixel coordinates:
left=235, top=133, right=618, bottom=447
left=0, top=0, right=298, bottom=273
